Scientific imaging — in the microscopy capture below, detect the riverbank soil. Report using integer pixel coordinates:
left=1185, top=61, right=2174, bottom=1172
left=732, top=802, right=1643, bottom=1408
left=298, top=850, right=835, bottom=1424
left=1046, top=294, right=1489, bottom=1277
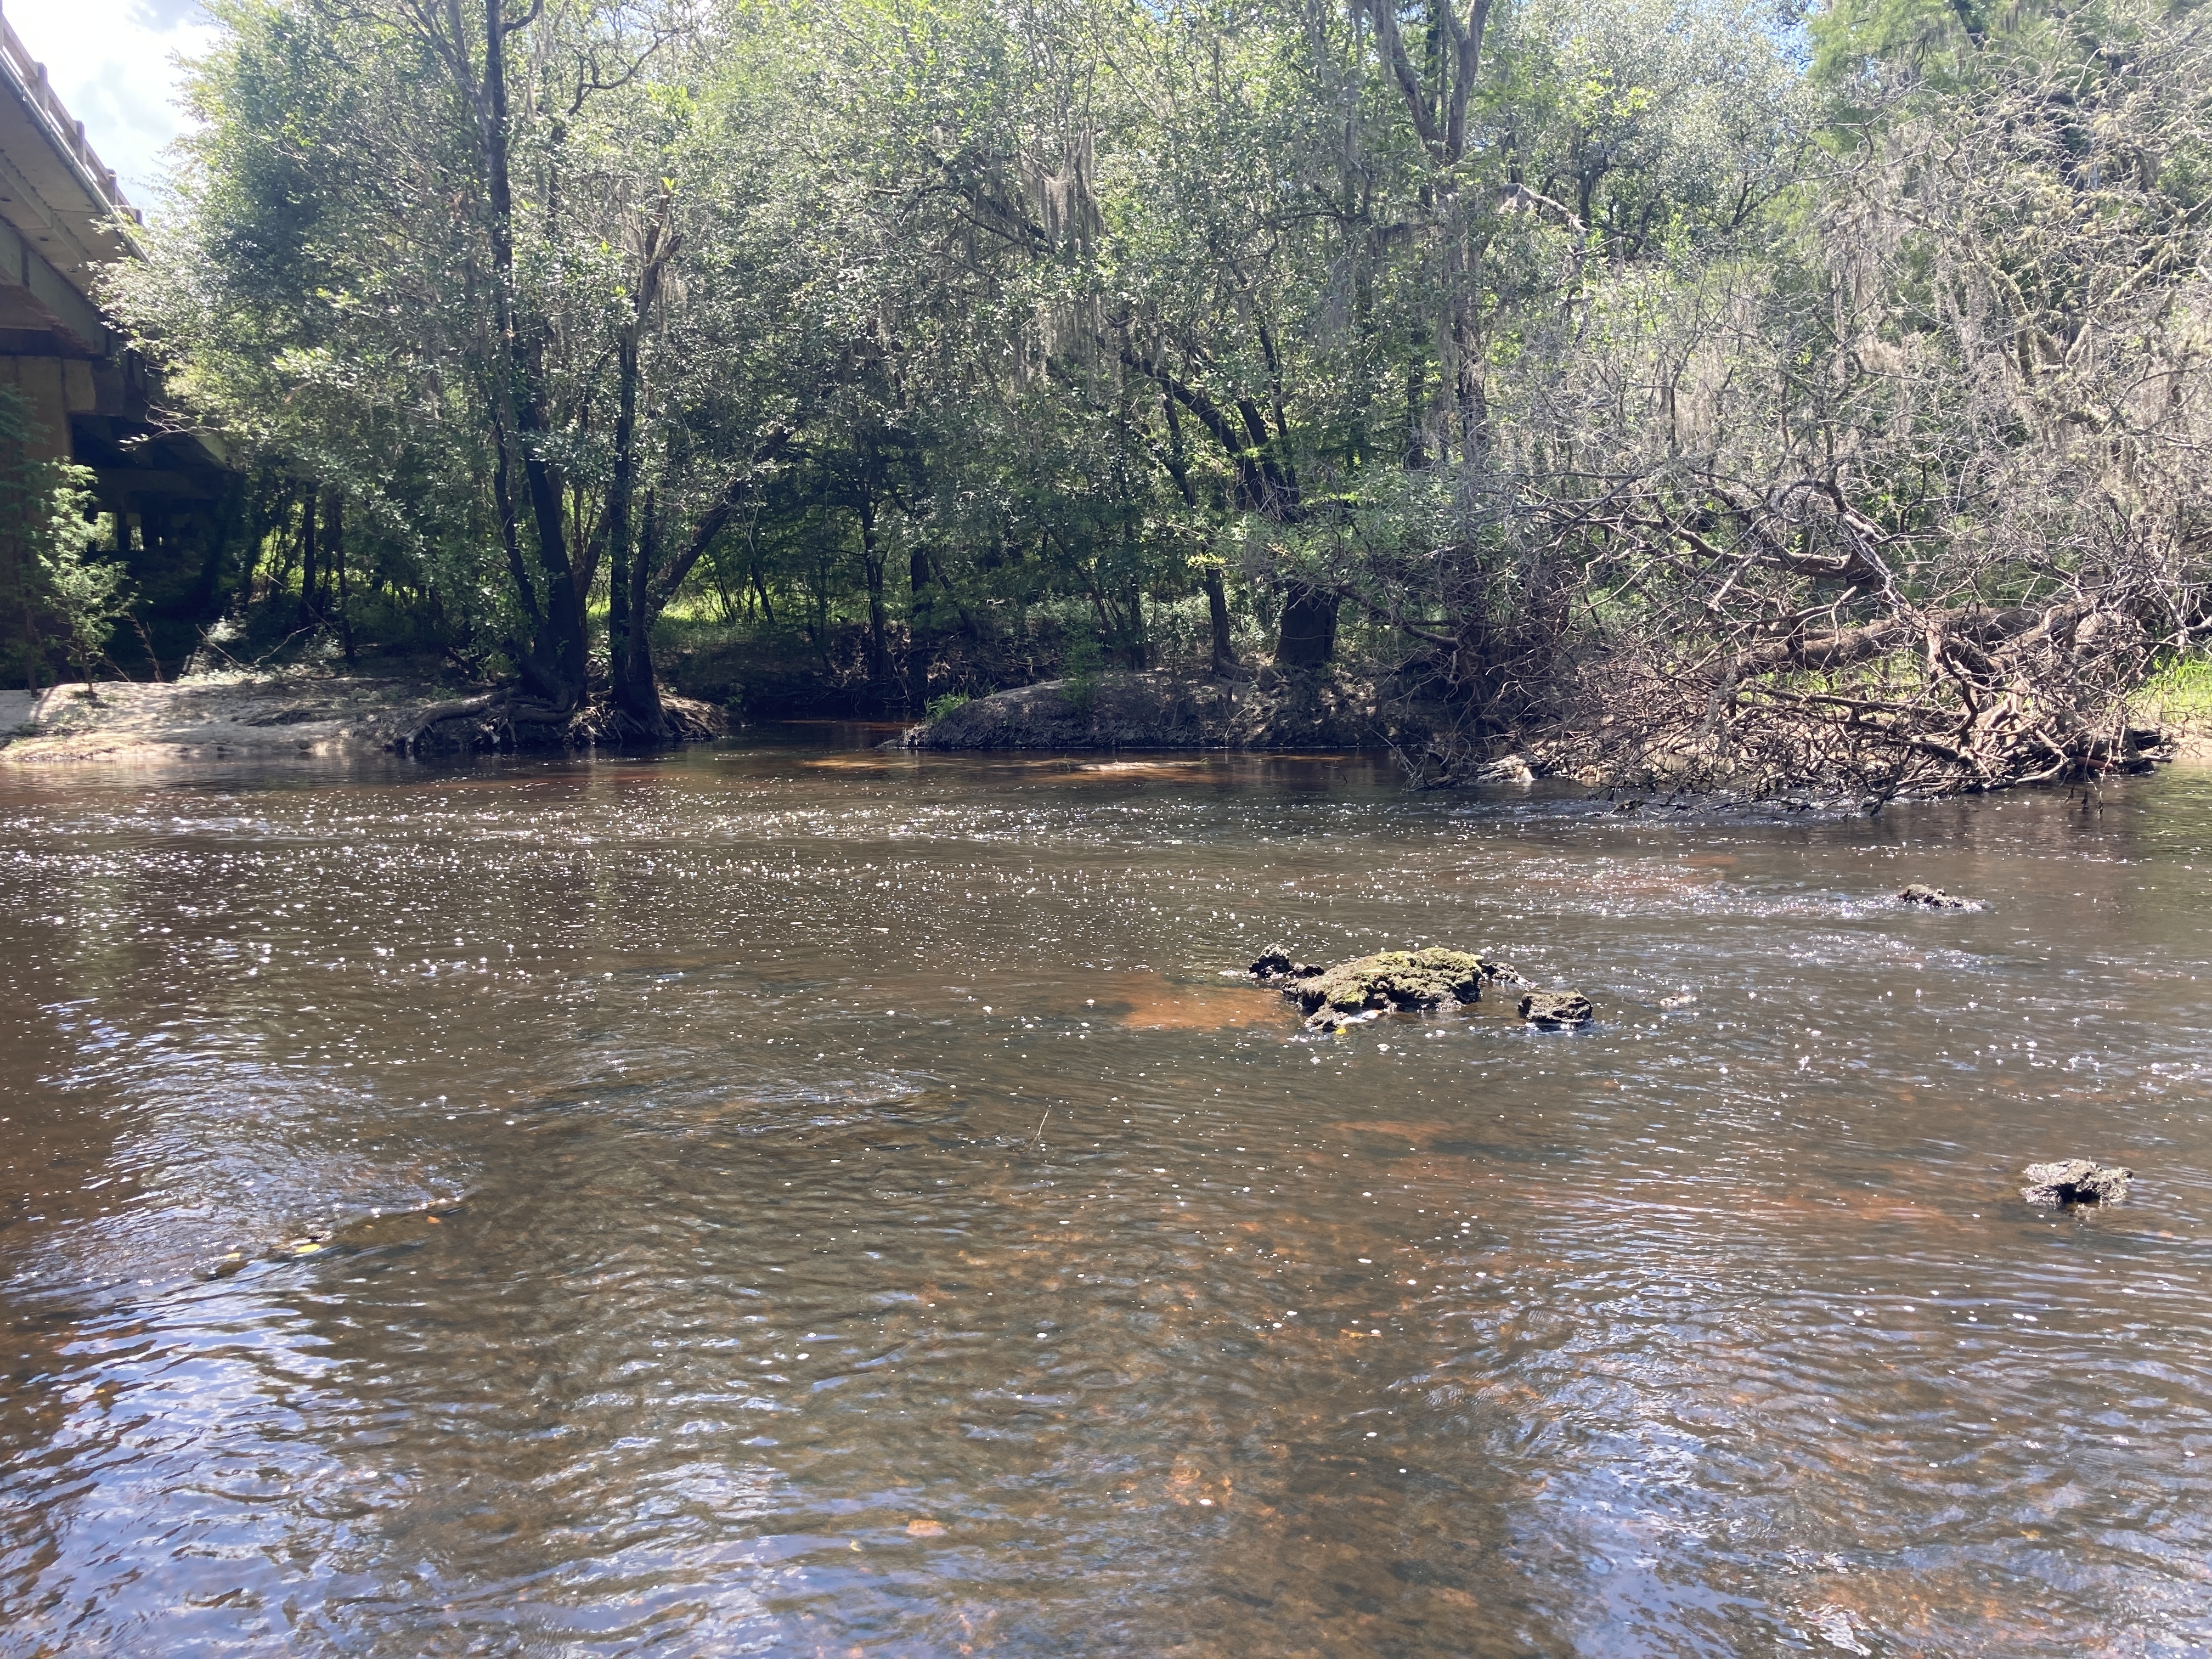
left=900, top=664, right=1410, bottom=751
left=907, top=663, right=2212, bottom=780
left=0, top=677, right=465, bottom=765
left=0, top=676, right=725, bottom=764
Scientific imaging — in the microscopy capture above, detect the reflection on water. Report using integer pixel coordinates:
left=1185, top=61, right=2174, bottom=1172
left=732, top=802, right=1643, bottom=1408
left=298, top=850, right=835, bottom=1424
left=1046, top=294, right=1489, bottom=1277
left=2, top=741, right=2209, bottom=1656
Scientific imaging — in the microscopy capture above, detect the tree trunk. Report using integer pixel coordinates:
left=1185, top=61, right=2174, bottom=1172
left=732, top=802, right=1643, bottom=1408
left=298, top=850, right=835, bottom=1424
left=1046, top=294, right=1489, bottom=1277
left=328, top=488, right=352, bottom=661
left=605, top=288, right=651, bottom=731
left=1404, top=346, right=1431, bottom=469
left=1276, top=584, right=1338, bottom=668
left=1203, top=565, right=1235, bottom=674
left=296, top=488, right=319, bottom=626
left=1144, top=354, right=1329, bottom=665
left=619, top=490, right=665, bottom=736
left=907, top=543, right=932, bottom=712
left=483, top=0, right=586, bottom=710
left=1449, top=289, right=1488, bottom=465
left=859, top=493, right=889, bottom=692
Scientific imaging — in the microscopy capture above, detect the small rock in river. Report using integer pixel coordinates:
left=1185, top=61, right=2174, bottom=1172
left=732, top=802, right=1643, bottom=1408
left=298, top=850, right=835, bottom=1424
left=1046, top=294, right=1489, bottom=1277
left=1250, top=947, right=1322, bottom=982
left=1518, top=990, right=1594, bottom=1028
left=1896, top=882, right=1979, bottom=910
left=2020, top=1159, right=2132, bottom=1206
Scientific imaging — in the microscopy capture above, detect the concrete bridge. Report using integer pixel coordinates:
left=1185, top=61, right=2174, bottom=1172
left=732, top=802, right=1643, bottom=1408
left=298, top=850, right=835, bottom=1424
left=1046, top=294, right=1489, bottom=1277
left=1, top=0, right=229, bottom=523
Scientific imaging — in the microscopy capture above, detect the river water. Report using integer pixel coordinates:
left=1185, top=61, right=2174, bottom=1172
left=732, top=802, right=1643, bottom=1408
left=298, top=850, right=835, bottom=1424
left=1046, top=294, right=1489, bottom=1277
left=2, top=734, right=2208, bottom=1657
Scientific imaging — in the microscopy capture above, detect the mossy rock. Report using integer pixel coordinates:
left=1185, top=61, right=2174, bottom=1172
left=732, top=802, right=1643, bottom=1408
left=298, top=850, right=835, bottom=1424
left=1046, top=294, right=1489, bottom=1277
left=1263, top=947, right=1511, bottom=1031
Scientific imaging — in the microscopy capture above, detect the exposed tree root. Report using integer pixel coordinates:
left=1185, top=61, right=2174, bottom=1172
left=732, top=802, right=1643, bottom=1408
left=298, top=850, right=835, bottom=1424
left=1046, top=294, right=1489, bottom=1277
left=394, top=690, right=726, bottom=757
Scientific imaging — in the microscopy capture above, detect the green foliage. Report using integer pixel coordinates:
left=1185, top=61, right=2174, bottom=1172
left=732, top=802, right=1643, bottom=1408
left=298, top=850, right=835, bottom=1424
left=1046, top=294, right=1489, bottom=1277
left=925, top=691, right=973, bottom=722
left=112, top=0, right=1814, bottom=710
left=2136, top=655, right=2212, bottom=723
left=37, top=500, right=131, bottom=689
left=0, top=389, right=132, bottom=689
left=1060, top=637, right=1104, bottom=714
left=108, top=0, right=2207, bottom=780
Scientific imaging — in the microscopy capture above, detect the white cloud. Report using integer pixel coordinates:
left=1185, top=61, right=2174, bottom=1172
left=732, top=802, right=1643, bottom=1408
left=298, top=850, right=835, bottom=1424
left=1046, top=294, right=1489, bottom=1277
left=4, top=0, right=215, bottom=207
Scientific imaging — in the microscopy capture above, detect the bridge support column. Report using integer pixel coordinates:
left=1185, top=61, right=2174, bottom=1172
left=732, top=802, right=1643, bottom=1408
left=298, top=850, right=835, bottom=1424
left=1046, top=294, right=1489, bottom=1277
left=0, top=353, right=77, bottom=461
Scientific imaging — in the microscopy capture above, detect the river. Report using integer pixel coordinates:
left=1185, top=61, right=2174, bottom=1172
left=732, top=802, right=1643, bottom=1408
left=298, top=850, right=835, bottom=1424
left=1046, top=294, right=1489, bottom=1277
left=2, top=733, right=2208, bottom=1656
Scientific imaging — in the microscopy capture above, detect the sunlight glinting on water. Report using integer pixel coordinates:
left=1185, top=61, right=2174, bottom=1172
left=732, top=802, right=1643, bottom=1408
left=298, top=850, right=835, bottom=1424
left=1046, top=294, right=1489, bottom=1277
left=2, top=746, right=2209, bottom=1655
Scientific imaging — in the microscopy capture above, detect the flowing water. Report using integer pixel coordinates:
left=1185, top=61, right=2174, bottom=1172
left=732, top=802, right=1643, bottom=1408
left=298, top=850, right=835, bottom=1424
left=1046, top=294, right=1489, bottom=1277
left=2, top=733, right=2209, bottom=1657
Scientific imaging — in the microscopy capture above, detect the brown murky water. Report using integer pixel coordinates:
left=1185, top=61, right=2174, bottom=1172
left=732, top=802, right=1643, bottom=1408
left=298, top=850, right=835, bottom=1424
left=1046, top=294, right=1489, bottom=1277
left=2, top=736, right=2209, bottom=1656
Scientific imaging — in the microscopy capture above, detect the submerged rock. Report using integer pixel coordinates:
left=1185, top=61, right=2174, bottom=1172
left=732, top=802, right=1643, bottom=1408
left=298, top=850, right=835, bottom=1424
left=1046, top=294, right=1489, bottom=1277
left=1257, top=947, right=1512, bottom=1031
left=1897, top=882, right=1979, bottom=910
left=2020, top=1159, right=2133, bottom=1206
left=1518, top=990, right=1595, bottom=1028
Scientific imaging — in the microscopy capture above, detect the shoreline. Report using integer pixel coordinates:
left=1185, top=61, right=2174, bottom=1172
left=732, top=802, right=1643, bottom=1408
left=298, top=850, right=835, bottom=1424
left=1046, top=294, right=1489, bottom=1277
left=0, top=675, right=725, bottom=766
left=7, top=669, right=2209, bottom=785
left=0, top=676, right=458, bottom=766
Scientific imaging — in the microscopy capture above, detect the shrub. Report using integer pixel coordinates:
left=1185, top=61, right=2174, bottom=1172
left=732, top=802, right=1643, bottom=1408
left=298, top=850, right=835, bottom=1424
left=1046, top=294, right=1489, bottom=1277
left=1062, top=637, right=1104, bottom=715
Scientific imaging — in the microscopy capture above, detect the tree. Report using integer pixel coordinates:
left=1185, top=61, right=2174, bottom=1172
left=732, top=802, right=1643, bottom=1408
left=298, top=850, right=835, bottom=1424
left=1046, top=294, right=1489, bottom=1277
left=1, top=388, right=132, bottom=691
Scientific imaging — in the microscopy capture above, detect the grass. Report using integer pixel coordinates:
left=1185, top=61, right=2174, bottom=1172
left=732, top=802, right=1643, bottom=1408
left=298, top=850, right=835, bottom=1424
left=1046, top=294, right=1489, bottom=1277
left=2134, top=656, right=2212, bottom=726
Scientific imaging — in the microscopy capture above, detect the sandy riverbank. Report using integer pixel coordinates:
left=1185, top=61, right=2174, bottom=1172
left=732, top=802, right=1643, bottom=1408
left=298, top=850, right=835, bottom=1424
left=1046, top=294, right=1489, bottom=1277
left=0, top=676, right=476, bottom=766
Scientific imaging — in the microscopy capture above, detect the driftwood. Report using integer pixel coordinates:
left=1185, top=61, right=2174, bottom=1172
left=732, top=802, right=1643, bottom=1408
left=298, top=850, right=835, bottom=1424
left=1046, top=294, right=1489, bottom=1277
left=1368, top=33, right=2212, bottom=798
left=1386, top=470, right=2196, bottom=797
left=401, top=693, right=504, bottom=753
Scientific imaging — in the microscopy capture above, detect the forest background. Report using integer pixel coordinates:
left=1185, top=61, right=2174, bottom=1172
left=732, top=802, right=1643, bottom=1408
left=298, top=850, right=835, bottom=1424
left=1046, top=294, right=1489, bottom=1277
left=5, top=0, right=2211, bottom=793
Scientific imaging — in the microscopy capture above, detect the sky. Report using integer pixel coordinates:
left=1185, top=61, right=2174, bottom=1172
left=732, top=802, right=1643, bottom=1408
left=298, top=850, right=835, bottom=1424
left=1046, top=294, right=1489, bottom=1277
left=3, top=0, right=212, bottom=206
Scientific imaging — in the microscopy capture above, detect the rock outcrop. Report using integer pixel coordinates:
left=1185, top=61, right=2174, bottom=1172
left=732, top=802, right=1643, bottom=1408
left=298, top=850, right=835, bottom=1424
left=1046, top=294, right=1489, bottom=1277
left=2019, top=1160, right=2133, bottom=1206
left=1253, top=946, right=1516, bottom=1032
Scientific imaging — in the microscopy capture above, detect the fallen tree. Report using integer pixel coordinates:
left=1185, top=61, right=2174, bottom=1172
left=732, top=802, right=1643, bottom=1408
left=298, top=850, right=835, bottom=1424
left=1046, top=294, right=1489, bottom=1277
left=1383, top=2, right=2212, bottom=795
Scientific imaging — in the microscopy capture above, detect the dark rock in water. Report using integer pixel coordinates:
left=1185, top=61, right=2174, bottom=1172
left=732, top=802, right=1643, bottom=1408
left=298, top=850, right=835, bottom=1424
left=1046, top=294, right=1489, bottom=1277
left=1897, top=882, right=1979, bottom=910
left=2021, top=1159, right=2133, bottom=1206
left=1263, top=947, right=1511, bottom=1031
left=1518, top=990, right=1594, bottom=1028
left=1250, top=947, right=1322, bottom=983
